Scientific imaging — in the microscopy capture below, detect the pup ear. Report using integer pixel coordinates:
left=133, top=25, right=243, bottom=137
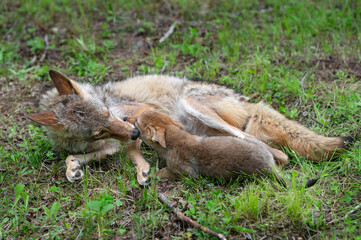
left=171, top=118, right=184, bottom=130
left=49, top=69, right=83, bottom=96
left=28, top=112, right=64, bottom=128
left=126, top=116, right=137, bottom=124
left=150, top=127, right=166, bottom=148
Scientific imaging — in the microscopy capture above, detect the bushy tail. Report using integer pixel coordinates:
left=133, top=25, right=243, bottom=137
left=245, top=102, right=356, bottom=161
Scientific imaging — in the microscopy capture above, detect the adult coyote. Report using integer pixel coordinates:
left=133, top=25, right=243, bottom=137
left=29, top=70, right=354, bottom=185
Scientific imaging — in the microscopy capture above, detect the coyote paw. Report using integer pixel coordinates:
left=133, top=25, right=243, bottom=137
left=66, top=155, right=84, bottom=182
left=137, top=164, right=150, bottom=186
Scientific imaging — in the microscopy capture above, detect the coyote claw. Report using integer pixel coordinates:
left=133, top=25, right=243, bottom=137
left=66, top=155, right=84, bottom=182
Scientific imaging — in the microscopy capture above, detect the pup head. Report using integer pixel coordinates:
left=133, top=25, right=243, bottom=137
left=129, top=110, right=184, bottom=148
left=28, top=69, right=139, bottom=143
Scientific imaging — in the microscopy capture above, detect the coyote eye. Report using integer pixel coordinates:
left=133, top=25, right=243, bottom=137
left=75, top=111, right=85, bottom=120
left=93, top=130, right=106, bottom=139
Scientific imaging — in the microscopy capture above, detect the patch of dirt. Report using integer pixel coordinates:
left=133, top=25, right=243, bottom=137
left=0, top=76, right=48, bottom=151
left=314, top=55, right=361, bottom=82
left=0, top=81, right=36, bottom=114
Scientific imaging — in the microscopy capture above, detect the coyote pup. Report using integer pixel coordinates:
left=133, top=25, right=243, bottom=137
left=130, top=110, right=286, bottom=185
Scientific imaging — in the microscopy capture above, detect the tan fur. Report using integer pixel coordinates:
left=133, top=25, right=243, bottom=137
left=242, top=102, right=347, bottom=160
left=29, top=70, right=353, bottom=184
left=135, top=111, right=284, bottom=184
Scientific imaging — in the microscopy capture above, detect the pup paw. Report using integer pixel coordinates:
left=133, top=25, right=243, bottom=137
left=66, top=155, right=84, bottom=182
left=155, top=168, right=179, bottom=180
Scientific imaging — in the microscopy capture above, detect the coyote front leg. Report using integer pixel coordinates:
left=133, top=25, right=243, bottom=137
left=126, top=139, right=150, bottom=185
left=65, top=140, right=150, bottom=184
left=66, top=141, right=121, bottom=182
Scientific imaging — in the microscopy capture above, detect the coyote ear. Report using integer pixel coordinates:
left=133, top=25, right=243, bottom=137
left=150, top=127, right=166, bottom=148
left=49, top=69, right=82, bottom=96
left=28, top=112, right=64, bottom=128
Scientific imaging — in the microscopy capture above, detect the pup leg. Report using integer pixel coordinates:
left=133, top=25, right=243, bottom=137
left=155, top=167, right=180, bottom=180
left=126, top=139, right=150, bottom=186
left=244, top=102, right=354, bottom=161
left=182, top=97, right=288, bottom=167
left=66, top=141, right=121, bottom=182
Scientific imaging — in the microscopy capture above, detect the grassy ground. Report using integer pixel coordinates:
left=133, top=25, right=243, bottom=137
left=1, top=0, right=360, bottom=239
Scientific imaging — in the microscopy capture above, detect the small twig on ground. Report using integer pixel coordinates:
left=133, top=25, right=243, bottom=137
left=75, top=227, right=83, bottom=240
left=42, top=163, right=52, bottom=173
left=328, top=202, right=361, bottom=225
left=159, top=21, right=179, bottom=43
left=158, top=193, right=227, bottom=240
left=30, top=55, right=37, bottom=65
left=39, top=35, right=49, bottom=62
left=2, top=21, right=17, bottom=40
left=309, top=116, right=328, bottom=129
left=244, top=232, right=252, bottom=240
left=161, top=61, right=168, bottom=73
left=300, top=70, right=309, bottom=94
left=204, top=59, right=209, bottom=70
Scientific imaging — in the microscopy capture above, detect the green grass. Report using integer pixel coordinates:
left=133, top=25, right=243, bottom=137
left=1, top=0, right=360, bottom=239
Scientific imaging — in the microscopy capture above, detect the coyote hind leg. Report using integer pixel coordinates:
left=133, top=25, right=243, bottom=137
left=244, top=102, right=354, bottom=161
left=181, top=97, right=289, bottom=167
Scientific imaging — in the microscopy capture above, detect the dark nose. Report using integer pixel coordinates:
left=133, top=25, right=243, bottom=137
left=131, top=128, right=140, bottom=140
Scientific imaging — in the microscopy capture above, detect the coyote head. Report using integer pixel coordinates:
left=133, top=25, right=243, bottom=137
left=28, top=70, right=139, bottom=151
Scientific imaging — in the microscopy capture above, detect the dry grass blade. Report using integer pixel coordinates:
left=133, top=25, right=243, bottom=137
left=328, top=203, right=361, bottom=225
left=159, top=22, right=179, bottom=43
left=39, top=35, right=49, bottom=62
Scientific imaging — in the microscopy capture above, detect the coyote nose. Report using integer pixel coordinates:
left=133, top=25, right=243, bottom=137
left=131, top=128, right=140, bottom=140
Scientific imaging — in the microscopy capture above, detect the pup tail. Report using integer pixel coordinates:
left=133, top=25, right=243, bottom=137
left=305, top=178, right=319, bottom=188
left=274, top=174, right=320, bottom=189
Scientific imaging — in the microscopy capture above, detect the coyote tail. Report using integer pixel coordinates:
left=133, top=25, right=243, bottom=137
left=245, top=102, right=356, bottom=161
